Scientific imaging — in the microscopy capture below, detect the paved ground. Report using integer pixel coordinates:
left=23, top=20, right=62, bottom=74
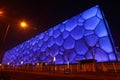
left=0, top=70, right=120, bottom=80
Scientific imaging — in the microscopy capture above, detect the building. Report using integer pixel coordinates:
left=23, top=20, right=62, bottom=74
left=2, top=5, right=118, bottom=66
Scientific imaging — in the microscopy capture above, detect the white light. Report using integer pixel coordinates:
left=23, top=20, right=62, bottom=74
left=21, top=61, right=23, bottom=64
left=53, top=57, right=56, bottom=61
left=7, top=62, right=9, bottom=65
left=0, top=64, right=2, bottom=66
left=37, top=63, right=39, bottom=66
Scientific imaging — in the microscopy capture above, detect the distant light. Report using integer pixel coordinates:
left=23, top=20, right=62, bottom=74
left=0, top=9, right=5, bottom=18
left=0, top=64, right=2, bottom=66
left=0, top=10, right=4, bottom=16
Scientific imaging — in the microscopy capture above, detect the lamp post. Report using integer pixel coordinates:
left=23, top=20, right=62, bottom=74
left=1, top=21, right=28, bottom=46
left=0, top=16, right=28, bottom=63
left=0, top=9, right=4, bottom=62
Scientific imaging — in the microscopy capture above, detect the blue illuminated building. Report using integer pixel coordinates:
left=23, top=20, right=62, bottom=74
left=2, top=5, right=118, bottom=66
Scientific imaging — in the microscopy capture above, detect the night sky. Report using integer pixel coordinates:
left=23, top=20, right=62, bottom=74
left=0, top=0, right=120, bottom=52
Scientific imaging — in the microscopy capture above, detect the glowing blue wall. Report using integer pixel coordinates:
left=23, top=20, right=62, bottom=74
left=2, top=5, right=117, bottom=66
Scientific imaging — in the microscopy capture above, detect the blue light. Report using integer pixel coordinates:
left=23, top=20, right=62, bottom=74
left=75, top=39, right=88, bottom=55
left=71, top=26, right=85, bottom=40
left=85, top=34, right=98, bottom=47
left=99, top=37, right=113, bottom=53
left=2, top=5, right=117, bottom=66
left=82, top=6, right=98, bottom=19
left=95, top=21, right=108, bottom=37
left=84, top=17, right=100, bottom=30
left=63, top=36, right=75, bottom=49
left=65, top=18, right=77, bottom=31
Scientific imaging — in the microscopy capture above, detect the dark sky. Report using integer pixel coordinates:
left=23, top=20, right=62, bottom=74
left=0, top=0, right=120, bottom=52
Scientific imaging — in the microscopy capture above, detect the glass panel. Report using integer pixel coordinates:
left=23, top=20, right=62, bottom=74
left=82, top=6, right=98, bottom=19
left=63, top=36, right=75, bottom=49
left=84, top=16, right=100, bottom=30
left=71, top=26, right=85, bottom=40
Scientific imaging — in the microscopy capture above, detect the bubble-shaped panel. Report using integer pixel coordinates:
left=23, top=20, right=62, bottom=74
left=78, top=17, right=84, bottom=22
left=71, top=26, right=85, bottom=40
left=50, top=44, right=59, bottom=57
left=65, top=18, right=77, bottom=31
left=55, top=35, right=64, bottom=46
left=55, top=54, right=63, bottom=64
left=95, top=21, right=108, bottom=37
left=53, top=29, right=61, bottom=38
left=95, top=48, right=109, bottom=62
left=38, top=33, right=45, bottom=39
left=86, top=49, right=94, bottom=59
left=75, top=39, right=88, bottom=55
left=109, top=53, right=116, bottom=61
left=46, top=56, right=53, bottom=62
left=62, top=30, right=69, bottom=39
left=99, top=37, right=113, bottom=53
left=63, top=36, right=75, bottom=49
left=48, top=28, right=53, bottom=36
left=41, top=43, right=47, bottom=52
left=39, top=53, right=46, bottom=61
left=47, top=37, right=54, bottom=47
left=43, top=34, right=49, bottom=41
left=85, top=34, right=98, bottom=47
left=82, top=6, right=98, bottom=19
left=97, top=9, right=103, bottom=19
left=69, top=51, right=76, bottom=62
left=60, top=24, right=65, bottom=32
left=38, top=40, right=43, bottom=47
left=84, top=17, right=100, bottom=30
left=53, top=24, right=60, bottom=30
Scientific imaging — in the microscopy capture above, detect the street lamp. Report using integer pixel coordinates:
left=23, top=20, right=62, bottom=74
left=20, top=21, right=28, bottom=29
left=0, top=19, right=28, bottom=63
left=1, top=21, right=28, bottom=47
left=0, top=9, right=7, bottom=63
